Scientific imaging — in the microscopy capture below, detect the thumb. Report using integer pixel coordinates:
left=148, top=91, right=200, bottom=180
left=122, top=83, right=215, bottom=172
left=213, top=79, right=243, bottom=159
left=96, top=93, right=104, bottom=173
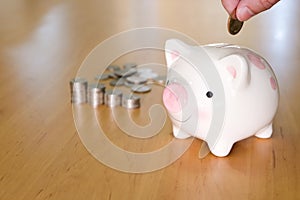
left=236, top=0, right=280, bottom=21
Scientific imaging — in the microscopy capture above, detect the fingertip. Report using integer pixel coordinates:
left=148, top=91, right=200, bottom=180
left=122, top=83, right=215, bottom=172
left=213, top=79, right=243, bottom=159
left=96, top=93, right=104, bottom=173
left=236, top=6, right=255, bottom=21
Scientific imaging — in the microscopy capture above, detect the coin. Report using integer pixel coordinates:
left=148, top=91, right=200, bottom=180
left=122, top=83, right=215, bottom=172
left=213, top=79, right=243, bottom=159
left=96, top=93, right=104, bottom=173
left=124, top=81, right=135, bottom=88
left=227, top=15, right=243, bottom=35
left=107, top=65, right=120, bottom=72
left=131, top=85, right=151, bottom=93
left=122, top=94, right=140, bottom=109
left=105, top=90, right=123, bottom=107
left=70, top=77, right=88, bottom=90
left=123, top=63, right=137, bottom=70
left=95, top=74, right=110, bottom=81
left=70, top=78, right=88, bottom=104
left=114, top=68, right=137, bottom=77
left=138, top=71, right=158, bottom=80
left=88, top=84, right=106, bottom=107
left=126, top=76, right=148, bottom=85
left=109, top=78, right=126, bottom=86
left=109, top=73, right=118, bottom=79
left=137, top=68, right=152, bottom=73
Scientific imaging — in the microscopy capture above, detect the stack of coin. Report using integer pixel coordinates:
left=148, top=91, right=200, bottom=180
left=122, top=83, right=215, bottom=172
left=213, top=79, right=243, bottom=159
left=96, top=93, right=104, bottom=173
left=88, top=83, right=106, bottom=107
left=70, top=63, right=165, bottom=108
left=70, top=78, right=88, bottom=104
left=122, top=94, right=140, bottom=109
left=105, top=90, right=123, bottom=107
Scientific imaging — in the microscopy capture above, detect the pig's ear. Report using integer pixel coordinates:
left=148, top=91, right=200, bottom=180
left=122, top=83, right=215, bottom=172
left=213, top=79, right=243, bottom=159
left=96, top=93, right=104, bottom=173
left=219, top=54, right=250, bottom=90
left=165, top=39, right=188, bottom=68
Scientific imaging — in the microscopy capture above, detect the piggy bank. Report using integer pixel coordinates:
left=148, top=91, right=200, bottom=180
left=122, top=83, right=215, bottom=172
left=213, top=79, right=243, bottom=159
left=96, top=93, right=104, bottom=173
left=163, top=39, right=279, bottom=157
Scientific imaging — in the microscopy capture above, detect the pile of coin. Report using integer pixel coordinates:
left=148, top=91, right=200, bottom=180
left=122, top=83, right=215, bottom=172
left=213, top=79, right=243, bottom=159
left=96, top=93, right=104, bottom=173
left=96, top=63, right=166, bottom=93
left=88, top=83, right=106, bottom=107
left=105, top=89, right=123, bottom=107
left=70, top=63, right=166, bottom=109
left=70, top=78, right=88, bottom=104
left=122, top=94, right=141, bottom=109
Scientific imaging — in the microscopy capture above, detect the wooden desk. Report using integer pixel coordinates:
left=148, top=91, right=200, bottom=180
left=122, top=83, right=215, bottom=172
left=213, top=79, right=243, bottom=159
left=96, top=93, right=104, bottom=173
left=0, top=0, right=299, bottom=199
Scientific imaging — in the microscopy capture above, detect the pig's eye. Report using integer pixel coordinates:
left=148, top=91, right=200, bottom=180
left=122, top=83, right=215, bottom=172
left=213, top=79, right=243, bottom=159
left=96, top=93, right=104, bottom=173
left=206, top=91, right=213, bottom=98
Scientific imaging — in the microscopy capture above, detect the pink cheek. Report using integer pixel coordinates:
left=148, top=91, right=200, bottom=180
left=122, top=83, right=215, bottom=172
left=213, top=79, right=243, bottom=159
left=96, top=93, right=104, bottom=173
left=163, top=83, right=187, bottom=113
left=270, top=76, right=277, bottom=90
left=247, top=53, right=266, bottom=70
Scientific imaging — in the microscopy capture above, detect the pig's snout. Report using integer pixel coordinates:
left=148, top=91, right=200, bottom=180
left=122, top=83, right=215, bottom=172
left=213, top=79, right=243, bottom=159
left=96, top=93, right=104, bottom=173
left=163, top=83, right=188, bottom=113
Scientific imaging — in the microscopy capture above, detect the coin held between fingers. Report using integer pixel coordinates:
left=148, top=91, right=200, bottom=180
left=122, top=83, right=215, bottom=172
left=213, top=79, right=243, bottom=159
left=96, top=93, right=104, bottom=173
left=227, top=9, right=244, bottom=35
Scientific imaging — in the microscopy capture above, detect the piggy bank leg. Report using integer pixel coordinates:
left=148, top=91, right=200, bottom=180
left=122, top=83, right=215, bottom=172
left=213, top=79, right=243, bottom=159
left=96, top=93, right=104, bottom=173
left=255, top=123, right=273, bottom=139
left=208, top=137, right=234, bottom=157
left=172, top=125, right=191, bottom=139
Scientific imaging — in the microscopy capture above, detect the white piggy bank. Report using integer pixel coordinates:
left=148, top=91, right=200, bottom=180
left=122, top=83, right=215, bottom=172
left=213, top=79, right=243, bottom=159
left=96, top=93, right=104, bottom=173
left=163, top=39, right=279, bottom=157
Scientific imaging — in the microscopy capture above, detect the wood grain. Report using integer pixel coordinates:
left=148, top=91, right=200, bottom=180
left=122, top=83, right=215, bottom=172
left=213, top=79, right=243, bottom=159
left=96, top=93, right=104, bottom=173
left=0, top=0, right=299, bottom=199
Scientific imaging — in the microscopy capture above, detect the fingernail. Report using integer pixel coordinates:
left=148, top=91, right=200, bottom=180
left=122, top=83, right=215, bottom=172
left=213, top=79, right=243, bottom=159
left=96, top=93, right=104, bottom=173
left=237, top=6, right=255, bottom=21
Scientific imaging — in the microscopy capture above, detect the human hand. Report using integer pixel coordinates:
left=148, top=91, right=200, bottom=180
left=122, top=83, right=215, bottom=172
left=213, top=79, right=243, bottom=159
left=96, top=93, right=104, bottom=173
left=221, top=0, right=280, bottom=21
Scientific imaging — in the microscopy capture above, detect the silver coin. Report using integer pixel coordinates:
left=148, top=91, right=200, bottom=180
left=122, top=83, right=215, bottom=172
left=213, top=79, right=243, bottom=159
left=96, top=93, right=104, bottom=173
left=123, top=63, right=137, bottom=70
left=70, top=78, right=88, bottom=104
left=109, top=78, right=125, bottom=86
left=114, top=68, right=137, bottom=77
left=138, top=72, right=158, bottom=80
left=131, top=85, right=151, bottom=93
left=95, top=74, right=110, bottom=81
left=107, top=65, right=120, bottom=72
left=124, top=81, right=135, bottom=88
left=71, top=91, right=87, bottom=102
left=105, top=90, right=123, bottom=107
left=70, top=77, right=87, bottom=84
left=89, top=83, right=105, bottom=89
left=126, top=76, right=148, bottom=85
left=137, top=68, right=152, bottom=73
left=109, top=73, right=118, bottom=79
left=122, top=94, right=140, bottom=109
left=88, top=84, right=106, bottom=107
left=70, top=77, right=88, bottom=90
left=228, top=16, right=243, bottom=35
